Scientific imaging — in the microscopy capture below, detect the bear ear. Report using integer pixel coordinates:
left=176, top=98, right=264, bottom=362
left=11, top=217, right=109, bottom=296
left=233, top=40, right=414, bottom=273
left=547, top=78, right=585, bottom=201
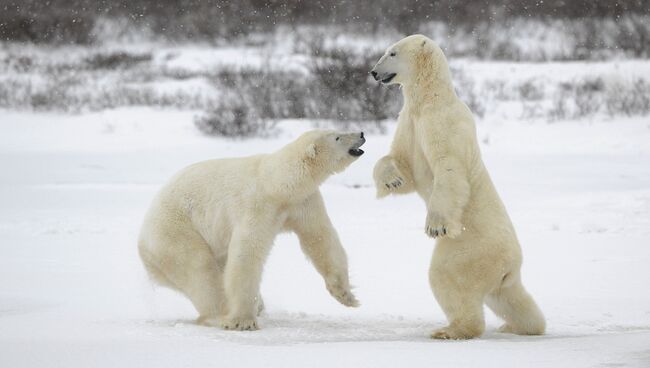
left=306, top=143, right=318, bottom=159
left=421, top=40, right=426, bottom=47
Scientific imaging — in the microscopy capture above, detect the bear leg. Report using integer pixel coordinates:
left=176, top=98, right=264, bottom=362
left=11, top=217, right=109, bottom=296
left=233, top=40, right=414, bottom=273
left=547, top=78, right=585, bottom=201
left=140, top=231, right=226, bottom=325
left=486, top=275, right=546, bottom=335
left=429, top=263, right=486, bottom=339
left=220, top=227, right=275, bottom=331
left=186, top=265, right=227, bottom=326
left=430, top=296, right=485, bottom=340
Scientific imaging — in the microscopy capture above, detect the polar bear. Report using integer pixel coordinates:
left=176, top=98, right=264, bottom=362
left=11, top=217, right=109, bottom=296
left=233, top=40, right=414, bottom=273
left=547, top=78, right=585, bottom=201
left=370, top=35, right=545, bottom=339
left=138, top=130, right=365, bottom=330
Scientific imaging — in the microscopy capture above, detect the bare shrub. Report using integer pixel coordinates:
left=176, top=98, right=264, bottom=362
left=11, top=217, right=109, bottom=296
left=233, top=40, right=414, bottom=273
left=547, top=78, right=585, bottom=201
left=453, top=67, right=486, bottom=118
left=547, top=77, right=605, bottom=121
left=615, top=14, right=650, bottom=58
left=517, top=79, right=547, bottom=119
left=462, top=86, right=486, bottom=119
left=521, top=102, right=546, bottom=120
left=0, top=72, right=211, bottom=113
left=0, top=10, right=95, bottom=44
left=85, top=52, right=152, bottom=70
left=549, top=83, right=572, bottom=121
left=0, top=54, right=34, bottom=73
left=518, top=80, right=544, bottom=101
left=194, top=97, right=276, bottom=138
left=606, top=79, right=650, bottom=117
left=202, top=43, right=403, bottom=135
left=1, top=0, right=649, bottom=61
left=574, top=78, right=604, bottom=117
left=206, top=54, right=397, bottom=135
left=547, top=77, right=650, bottom=121
left=212, top=68, right=311, bottom=120
left=309, top=43, right=400, bottom=131
left=491, top=40, right=522, bottom=61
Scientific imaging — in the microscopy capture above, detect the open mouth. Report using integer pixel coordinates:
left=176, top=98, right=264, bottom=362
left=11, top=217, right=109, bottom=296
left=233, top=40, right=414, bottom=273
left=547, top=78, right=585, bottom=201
left=381, top=73, right=396, bottom=84
left=349, top=148, right=364, bottom=156
left=348, top=138, right=366, bottom=157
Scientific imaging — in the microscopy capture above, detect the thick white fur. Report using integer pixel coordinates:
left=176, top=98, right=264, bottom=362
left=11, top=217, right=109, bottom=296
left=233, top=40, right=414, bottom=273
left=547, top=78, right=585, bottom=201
left=138, top=130, right=363, bottom=330
left=372, top=35, right=545, bottom=339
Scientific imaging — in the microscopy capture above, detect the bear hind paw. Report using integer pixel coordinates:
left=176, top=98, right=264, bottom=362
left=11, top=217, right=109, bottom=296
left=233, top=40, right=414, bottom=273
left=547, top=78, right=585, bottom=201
left=430, top=325, right=482, bottom=340
left=220, top=316, right=259, bottom=331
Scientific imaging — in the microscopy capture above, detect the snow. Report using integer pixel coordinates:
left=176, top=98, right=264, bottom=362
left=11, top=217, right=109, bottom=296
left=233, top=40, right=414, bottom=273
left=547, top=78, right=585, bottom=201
left=1, top=108, right=650, bottom=367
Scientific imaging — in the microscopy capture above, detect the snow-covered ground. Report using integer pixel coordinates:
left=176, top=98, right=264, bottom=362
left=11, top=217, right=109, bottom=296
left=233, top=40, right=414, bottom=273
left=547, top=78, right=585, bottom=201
left=1, top=108, right=650, bottom=367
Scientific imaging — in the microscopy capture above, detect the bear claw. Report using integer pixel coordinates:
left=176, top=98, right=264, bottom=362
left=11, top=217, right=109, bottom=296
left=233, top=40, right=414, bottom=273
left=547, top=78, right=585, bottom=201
left=425, top=211, right=462, bottom=239
left=220, top=317, right=259, bottom=331
left=375, top=158, right=406, bottom=194
left=389, top=177, right=403, bottom=188
left=426, top=225, right=448, bottom=238
left=333, top=289, right=360, bottom=307
left=426, top=225, right=453, bottom=239
left=327, top=282, right=360, bottom=307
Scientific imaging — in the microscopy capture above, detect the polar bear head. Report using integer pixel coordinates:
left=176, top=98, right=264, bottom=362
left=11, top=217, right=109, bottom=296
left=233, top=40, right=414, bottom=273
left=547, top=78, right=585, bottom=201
left=370, top=34, right=449, bottom=88
left=262, top=129, right=366, bottom=200
left=300, top=130, right=366, bottom=174
left=268, top=130, right=365, bottom=198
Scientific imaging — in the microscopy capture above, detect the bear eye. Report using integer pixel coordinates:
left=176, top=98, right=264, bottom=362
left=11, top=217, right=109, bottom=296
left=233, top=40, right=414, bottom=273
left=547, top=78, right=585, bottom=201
left=390, top=51, right=396, bottom=57
left=335, top=136, right=340, bottom=141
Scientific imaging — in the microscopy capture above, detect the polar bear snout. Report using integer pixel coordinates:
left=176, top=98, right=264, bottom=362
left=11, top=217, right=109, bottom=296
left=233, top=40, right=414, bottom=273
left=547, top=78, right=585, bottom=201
left=371, top=51, right=400, bottom=84
left=348, top=132, right=366, bottom=157
left=370, top=69, right=397, bottom=84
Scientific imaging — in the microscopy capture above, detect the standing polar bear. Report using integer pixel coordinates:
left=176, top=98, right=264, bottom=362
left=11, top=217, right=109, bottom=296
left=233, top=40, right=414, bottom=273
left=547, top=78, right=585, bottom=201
left=139, top=130, right=365, bottom=330
left=371, top=35, right=545, bottom=339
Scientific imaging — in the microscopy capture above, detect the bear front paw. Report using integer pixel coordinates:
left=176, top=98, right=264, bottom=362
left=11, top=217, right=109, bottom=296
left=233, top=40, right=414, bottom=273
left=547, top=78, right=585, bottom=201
left=374, top=161, right=408, bottom=197
left=425, top=210, right=463, bottom=239
left=220, top=316, right=259, bottom=331
left=326, top=282, right=360, bottom=307
left=381, top=173, right=405, bottom=190
left=376, top=172, right=404, bottom=192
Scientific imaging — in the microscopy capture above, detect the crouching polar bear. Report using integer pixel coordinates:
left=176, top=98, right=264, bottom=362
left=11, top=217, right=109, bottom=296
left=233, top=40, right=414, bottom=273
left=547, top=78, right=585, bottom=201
left=138, top=130, right=365, bottom=330
left=371, top=35, right=545, bottom=339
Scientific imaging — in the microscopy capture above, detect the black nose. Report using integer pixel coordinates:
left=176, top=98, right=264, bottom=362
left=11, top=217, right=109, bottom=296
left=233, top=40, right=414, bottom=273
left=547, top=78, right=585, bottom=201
left=370, top=71, right=378, bottom=79
left=360, top=132, right=364, bottom=139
